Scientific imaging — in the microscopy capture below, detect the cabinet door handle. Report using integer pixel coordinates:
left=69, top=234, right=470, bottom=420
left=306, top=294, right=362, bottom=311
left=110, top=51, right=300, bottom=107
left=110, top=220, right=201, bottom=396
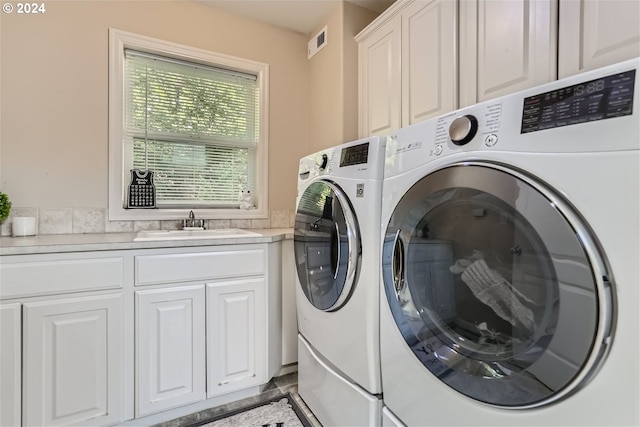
left=218, top=373, right=255, bottom=386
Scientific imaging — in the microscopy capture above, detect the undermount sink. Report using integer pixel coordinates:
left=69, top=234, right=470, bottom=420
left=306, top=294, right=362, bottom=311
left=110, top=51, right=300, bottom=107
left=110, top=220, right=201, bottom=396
left=133, top=228, right=261, bottom=241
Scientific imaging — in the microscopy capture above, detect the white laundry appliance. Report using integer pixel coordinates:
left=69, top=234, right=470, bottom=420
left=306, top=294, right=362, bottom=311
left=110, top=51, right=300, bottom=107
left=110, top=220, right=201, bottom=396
left=379, top=58, right=639, bottom=426
left=294, top=137, right=386, bottom=426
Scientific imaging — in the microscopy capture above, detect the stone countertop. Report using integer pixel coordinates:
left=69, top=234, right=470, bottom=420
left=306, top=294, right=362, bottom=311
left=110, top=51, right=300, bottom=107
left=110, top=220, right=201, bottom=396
left=0, top=228, right=293, bottom=256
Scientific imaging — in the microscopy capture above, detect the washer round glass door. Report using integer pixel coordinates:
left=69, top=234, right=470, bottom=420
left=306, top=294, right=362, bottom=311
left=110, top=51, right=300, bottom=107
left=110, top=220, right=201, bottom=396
left=382, top=163, right=613, bottom=408
left=295, top=179, right=360, bottom=311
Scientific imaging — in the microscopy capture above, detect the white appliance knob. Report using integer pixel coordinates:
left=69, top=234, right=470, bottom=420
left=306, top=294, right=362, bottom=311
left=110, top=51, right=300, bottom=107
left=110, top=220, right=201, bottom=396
left=449, top=115, right=478, bottom=146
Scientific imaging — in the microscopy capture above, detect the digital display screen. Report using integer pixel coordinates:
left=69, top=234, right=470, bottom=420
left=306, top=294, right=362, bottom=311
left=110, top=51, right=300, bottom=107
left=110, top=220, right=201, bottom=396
left=521, top=69, right=635, bottom=133
left=340, top=142, right=369, bottom=167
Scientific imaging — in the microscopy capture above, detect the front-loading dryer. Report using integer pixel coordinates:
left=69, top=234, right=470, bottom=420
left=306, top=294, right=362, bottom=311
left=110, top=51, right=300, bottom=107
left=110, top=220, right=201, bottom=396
left=295, top=136, right=385, bottom=426
left=379, top=58, right=639, bottom=426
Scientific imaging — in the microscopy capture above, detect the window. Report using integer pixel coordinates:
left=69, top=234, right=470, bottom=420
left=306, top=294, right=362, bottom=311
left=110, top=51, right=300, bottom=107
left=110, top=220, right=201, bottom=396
left=109, top=29, right=269, bottom=220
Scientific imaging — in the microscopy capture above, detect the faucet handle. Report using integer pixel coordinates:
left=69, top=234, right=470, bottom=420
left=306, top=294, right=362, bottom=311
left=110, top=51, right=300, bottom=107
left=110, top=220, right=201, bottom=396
left=182, top=211, right=205, bottom=229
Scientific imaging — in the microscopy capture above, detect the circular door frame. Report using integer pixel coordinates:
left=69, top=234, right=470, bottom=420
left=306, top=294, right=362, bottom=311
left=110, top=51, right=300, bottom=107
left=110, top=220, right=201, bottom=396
left=295, top=178, right=361, bottom=312
left=382, top=160, right=615, bottom=408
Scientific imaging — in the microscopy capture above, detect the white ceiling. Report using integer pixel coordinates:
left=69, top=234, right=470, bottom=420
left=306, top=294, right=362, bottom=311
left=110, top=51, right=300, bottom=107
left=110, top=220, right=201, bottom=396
left=197, top=0, right=395, bottom=35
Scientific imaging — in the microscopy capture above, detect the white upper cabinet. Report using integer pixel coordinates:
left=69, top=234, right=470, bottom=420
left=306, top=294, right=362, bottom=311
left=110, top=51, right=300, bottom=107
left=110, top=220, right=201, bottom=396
left=459, top=0, right=558, bottom=107
left=358, top=12, right=402, bottom=138
left=358, top=0, right=556, bottom=135
left=558, top=0, right=640, bottom=78
left=359, top=0, right=636, bottom=130
left=402, top=0, right=458, bottom=125
left=357, top=0, right=456, bottom=137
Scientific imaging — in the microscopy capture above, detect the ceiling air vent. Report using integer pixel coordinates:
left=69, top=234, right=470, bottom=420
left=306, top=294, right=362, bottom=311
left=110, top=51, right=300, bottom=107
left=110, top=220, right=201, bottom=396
left=308, top=26, right=327, bottom=59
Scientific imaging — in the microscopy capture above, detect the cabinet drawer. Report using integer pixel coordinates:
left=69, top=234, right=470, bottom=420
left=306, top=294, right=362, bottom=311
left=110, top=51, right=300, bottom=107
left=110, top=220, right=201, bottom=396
left=0, top=256, right=125, bottom=299
left=135, top=249, right=266, bottom=286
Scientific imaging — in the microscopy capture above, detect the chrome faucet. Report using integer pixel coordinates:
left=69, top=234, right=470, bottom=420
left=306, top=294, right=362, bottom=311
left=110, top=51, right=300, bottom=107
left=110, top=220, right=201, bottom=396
left=182, top=210, right=205, bottom=229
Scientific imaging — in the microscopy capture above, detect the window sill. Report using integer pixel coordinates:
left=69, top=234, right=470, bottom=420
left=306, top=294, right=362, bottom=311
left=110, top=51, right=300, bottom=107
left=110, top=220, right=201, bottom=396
left=108, top=206, right=268, bottom=222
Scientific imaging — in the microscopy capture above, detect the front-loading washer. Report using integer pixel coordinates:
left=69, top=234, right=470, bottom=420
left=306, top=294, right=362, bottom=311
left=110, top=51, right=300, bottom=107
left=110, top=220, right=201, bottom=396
left=379, top=58, right=639, bottom=426
left=295, top=136, right=385, bottom=426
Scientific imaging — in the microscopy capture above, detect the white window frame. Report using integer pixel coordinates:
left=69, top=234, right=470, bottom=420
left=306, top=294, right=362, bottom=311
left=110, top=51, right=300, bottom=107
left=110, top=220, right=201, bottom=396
left=108, top=28, right=269, bottom=221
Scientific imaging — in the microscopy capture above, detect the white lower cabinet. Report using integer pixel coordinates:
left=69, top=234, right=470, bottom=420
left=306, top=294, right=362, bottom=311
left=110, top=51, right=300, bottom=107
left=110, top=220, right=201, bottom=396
left=1, top=240, right=282, bottom=426
left=134, top=246, right=270, bottom=415
left=281, top=239, right=297, bottom=366
left=0, top=303, right=21, bottom=427
left=135, top=286, right=206, bottom=417
left=206, top=278, right=266, bottom=398
left=22, top=294, right=124, bottom=427
left=135, top=279, right=267, bottom=411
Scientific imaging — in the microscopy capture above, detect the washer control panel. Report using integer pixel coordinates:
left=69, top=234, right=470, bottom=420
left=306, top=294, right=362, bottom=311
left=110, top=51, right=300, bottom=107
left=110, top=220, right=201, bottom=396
left=316, top=153, right=329, bottom=170
left=449, top=115, right=479, bottom=146
left=339, top=142, right=370, bottom=167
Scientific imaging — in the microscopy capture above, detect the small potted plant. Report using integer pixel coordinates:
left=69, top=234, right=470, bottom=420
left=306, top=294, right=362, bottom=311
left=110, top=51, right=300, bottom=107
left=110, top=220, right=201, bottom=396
left=0, top=192, right=11, bottom=222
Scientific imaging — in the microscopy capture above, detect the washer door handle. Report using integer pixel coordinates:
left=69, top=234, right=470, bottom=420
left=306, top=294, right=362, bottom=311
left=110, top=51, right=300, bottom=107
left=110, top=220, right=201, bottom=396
left=332, top=222, right=341, bottom=280
left=392, top=229, right=406, bottom=301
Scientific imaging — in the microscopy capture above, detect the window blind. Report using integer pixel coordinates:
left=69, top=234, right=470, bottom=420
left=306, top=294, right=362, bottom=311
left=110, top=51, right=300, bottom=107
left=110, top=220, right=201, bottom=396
left=124, top=49, right=259, bottom=208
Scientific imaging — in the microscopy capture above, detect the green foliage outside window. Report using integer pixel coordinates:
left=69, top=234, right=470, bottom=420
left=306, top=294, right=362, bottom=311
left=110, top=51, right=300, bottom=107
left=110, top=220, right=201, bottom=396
left=126, top=50, right=258, bottom=208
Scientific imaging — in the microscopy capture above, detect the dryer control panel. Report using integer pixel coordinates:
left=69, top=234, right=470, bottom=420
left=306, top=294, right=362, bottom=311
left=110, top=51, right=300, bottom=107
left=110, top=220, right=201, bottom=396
left=521, top=69, right=635, bottom=133
left=383, top=58, right=639, bottom=179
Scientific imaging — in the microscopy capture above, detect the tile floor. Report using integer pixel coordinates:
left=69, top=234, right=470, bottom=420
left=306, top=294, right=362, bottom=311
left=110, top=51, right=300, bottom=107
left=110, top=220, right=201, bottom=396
left=152, top=372, right=322, bottom=427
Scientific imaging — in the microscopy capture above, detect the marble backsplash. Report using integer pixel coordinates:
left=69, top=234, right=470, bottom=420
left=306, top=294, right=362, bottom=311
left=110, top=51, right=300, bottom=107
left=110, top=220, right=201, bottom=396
left=0, top=207, right=296, bottom=237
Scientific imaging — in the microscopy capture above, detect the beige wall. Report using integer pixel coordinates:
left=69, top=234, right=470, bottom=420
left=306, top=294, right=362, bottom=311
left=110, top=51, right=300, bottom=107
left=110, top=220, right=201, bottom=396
left=308, top=4, right=343, bottom=154
left=307, top=2, right=377, bottom=153
left=343, top=2, right=378, bottom=141
left=0, top=1, right=309, bottom=216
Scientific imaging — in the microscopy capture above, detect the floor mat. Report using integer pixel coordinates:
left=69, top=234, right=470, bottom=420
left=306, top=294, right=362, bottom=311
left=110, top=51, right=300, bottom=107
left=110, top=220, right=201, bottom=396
left=185, top=393, right=314, bottom=427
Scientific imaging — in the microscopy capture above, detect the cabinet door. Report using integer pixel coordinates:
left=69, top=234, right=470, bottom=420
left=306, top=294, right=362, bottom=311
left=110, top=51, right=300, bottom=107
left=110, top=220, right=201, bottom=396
left=459, top=0, right=558, bottom=107
left=135, top=286, right=205, bottom=417
left=22, top=294, right=123, bottom=427
left=1, top=304, right=21, bottom=427
left=402, top=0, right=457, bottom=125
left=207, top=278, right=266, bottom=397
left=558, top=0, right=640, bottom=78
left=281, top=240, right=297, bottom=365
left=358, top=15, right=401, bottom=137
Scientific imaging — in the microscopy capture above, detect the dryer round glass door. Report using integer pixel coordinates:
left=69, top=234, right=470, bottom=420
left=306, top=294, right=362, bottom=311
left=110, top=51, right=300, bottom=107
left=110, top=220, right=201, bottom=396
left=294, top=180, right=360, bottom=311
left=382, top=162, right=613, bottom=408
